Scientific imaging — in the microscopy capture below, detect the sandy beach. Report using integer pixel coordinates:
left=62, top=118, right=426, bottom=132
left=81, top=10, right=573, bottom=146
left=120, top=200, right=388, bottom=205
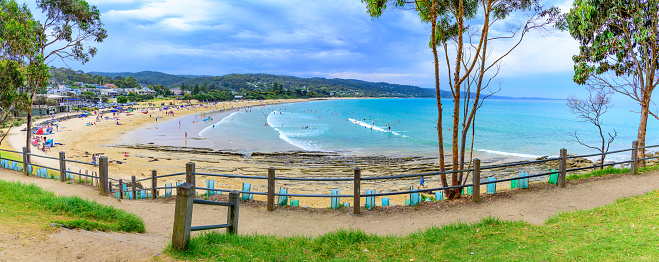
left=3, top=98, right=603, bottom=208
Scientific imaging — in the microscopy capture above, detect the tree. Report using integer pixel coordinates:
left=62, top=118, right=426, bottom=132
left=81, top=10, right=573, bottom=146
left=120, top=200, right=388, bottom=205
left=363, top=0, right=561, bottom=198
left=124, top=76, right=138, bottom=89
left=567, top=87, right=617, bottom=167
left=116, top=95, right=127, bottom=104
left=23, top=0, right=106, bottom=162
left=566, top=0, right=658, bottom=166
left=0, top=0, right=46, bottom=145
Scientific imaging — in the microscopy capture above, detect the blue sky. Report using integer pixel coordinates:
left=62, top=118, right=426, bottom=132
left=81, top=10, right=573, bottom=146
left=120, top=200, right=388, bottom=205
left=26, top=0, right=591, bottom=99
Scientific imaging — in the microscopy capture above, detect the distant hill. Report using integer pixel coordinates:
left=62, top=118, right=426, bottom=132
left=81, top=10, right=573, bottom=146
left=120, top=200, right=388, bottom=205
left=69, top=70, right=444, bottom=98
left=88, top=71, right=191, bottom=86
left=53, top=69, right=555, bottom=100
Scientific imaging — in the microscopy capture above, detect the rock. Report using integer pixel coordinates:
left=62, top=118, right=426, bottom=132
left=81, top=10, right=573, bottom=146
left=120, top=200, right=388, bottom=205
left=535, top=156, right=549, bottom=160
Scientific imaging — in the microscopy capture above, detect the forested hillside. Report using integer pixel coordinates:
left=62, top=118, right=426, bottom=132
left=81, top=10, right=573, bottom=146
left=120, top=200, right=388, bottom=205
left=49, top=68, right=445, bottom=98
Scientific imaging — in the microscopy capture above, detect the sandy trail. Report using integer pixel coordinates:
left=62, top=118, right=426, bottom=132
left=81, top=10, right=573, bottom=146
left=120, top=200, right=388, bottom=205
left=1, top=167, right=658, bottom=261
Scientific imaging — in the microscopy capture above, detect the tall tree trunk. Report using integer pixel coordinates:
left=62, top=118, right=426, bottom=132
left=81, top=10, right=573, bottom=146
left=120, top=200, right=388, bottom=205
left=637, top=100, right=650, bottom=167
left=447, top=0, right=466, bottom=199
left=429, top=0, right=449, bottom=196
left=25, top=110, right=32, bottom=166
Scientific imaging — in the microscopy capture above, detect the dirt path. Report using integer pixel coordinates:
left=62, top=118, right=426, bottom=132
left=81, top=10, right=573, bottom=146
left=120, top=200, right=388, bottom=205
left=1, top=168, right=658, bottom=261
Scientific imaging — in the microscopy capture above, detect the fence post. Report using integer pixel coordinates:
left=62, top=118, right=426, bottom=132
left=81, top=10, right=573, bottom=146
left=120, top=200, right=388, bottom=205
left=172, top=183, right=195, bottom=250
left=151, top=170, right=158, bottom=199
left=98, top=156, right=109, bottom=195
left=227, top=190, right=240, bottom=235
left=22, top=147, right=29, bottom=176
left=267, top=167, right=275, bottom=211
left=186, top=162, right=195, bottom=196
left=59, top=152, right=66, bottom=182
left=631, top=140, right=638, bottom=174
left=131, top=175, right=137, bottom=200
left=559, top=148, right=567, bottom=188
left=353, top=167, right=361, bottom=215
left=119, top=179, right=124, bottom=199
left=472, top=159, right=481, bottom=202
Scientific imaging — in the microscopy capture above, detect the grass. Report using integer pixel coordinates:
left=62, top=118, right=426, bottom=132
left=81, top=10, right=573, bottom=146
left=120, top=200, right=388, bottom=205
left=566, top=163, right=659, bottom=181
left=166, top=165, right=659, bottom=261
left=167, top=189, right=659, bottom=261
left=0, top=180, right=145, bottom=233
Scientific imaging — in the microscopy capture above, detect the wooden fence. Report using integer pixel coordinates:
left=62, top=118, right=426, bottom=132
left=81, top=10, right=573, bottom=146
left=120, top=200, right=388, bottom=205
left=2, top=140, right=659, bottom=213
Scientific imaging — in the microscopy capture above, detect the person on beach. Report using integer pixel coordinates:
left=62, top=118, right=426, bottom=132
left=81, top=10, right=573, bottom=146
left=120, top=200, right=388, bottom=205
left=124, top=152, right=128, bottom=159
left=185, top=132, right=188, bottom=140
left=91, top=154, right=97, bottom=164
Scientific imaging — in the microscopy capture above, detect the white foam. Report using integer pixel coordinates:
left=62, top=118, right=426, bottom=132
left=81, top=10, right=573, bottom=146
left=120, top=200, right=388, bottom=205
left=476, top=149, right=540, bottom=158
left=267, top=111, right=323, bottom=151
left=199, top=111, right=238, bottom=136
left=347, top=118, right=409, bottom=137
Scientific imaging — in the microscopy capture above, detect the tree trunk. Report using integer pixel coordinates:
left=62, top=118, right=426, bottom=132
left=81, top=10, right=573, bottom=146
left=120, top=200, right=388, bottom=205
left=429, top=0, right=449, bottom=197
left=25, top=110, right=32, bottom=165
left=637, top=101, right=650, bottom=167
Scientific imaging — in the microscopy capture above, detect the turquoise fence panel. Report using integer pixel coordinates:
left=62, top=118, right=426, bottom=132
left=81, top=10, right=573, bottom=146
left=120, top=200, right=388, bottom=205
left=241, top=183, right=252, bottom=201
left=277, top=188, right=288, bottom=206
left=115, top=192, right=120, bottom=198
left=127, top=191, right=133, bottom=200
left=66, top=168, right=72, bottom=180
left=141, top=190, right=146, bottom=199
left=165, top=183, right=172, bottom=197
left=548, top=169, right=558, bottom=184
left=331, top=189, right=340, bottom=209
left=435, top=191, right=443, bottom=201
left=519, top=172, right=529, bottom=189
left=365, top=190, right=375, bottom=210
left=206, top=180, right=215, bottom=196
left=290, top=199, right=299, bottom=206
left=382, top=197, right=390, bottom=206
left=487, top=177, right=496, bottom=194
left=410, top=192, right=419, bottom=206
left=405, top=198, right=410, bottom=206
left=343, top=203, right=349, bottom=207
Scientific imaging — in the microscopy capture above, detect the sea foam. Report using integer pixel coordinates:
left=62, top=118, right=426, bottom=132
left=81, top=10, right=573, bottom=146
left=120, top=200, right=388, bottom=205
left=267, top=111, right=324, bottom=151
left=347, top=118, right=408, bottom=137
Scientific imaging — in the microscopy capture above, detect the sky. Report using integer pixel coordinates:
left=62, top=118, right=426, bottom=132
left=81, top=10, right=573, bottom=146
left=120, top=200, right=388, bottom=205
left=24, top=0, right=594, bottom=99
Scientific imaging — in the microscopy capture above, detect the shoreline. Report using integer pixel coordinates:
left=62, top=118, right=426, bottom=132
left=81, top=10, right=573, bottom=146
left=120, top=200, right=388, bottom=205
left=3, top=97, right=632, bottom=208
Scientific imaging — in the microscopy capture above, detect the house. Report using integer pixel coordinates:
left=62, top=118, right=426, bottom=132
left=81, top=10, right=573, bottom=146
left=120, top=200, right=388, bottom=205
left=170, top=88, right=183, bottom=96
left=103, top=83, right=118, bottom=89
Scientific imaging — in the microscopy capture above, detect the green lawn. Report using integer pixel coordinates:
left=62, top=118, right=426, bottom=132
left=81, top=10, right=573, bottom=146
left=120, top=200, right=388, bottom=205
left=0, top=180, right=145, bottom=233
left=167, top=166, right=659, bottom=261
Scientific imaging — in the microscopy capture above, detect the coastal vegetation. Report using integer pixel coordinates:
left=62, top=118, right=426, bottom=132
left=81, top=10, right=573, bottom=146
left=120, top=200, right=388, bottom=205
left=566, top=0, right=659, bottom=166
left=167, top=183, right=659, bottom=261
left=0, top=180, right=145, bottom=232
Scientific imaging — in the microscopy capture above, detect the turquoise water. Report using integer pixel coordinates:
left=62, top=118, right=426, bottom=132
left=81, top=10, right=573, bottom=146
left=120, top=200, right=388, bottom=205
left=196, top=98, right=658, bottom=160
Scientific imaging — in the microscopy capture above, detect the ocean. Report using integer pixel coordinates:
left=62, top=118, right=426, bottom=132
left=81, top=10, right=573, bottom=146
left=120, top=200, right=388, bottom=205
left=125, top=98, right=659, bottom=161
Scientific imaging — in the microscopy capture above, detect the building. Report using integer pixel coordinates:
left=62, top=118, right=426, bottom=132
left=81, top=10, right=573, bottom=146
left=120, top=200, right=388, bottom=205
left=170, top=88, right=183, bottom=96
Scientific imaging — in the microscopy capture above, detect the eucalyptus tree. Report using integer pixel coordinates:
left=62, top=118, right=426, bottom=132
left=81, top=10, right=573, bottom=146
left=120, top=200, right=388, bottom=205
left=0, top=0, right=46, bottom=145
left=566, top=0, right=658, bottom=165
left=363, top=0, right=561, bottom=198
left=23, top=0, right=106, bottom=159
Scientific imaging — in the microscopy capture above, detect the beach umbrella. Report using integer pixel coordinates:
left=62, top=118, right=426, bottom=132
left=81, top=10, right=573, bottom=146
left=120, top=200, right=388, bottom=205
left=35, top=127, right=44, bottom=135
